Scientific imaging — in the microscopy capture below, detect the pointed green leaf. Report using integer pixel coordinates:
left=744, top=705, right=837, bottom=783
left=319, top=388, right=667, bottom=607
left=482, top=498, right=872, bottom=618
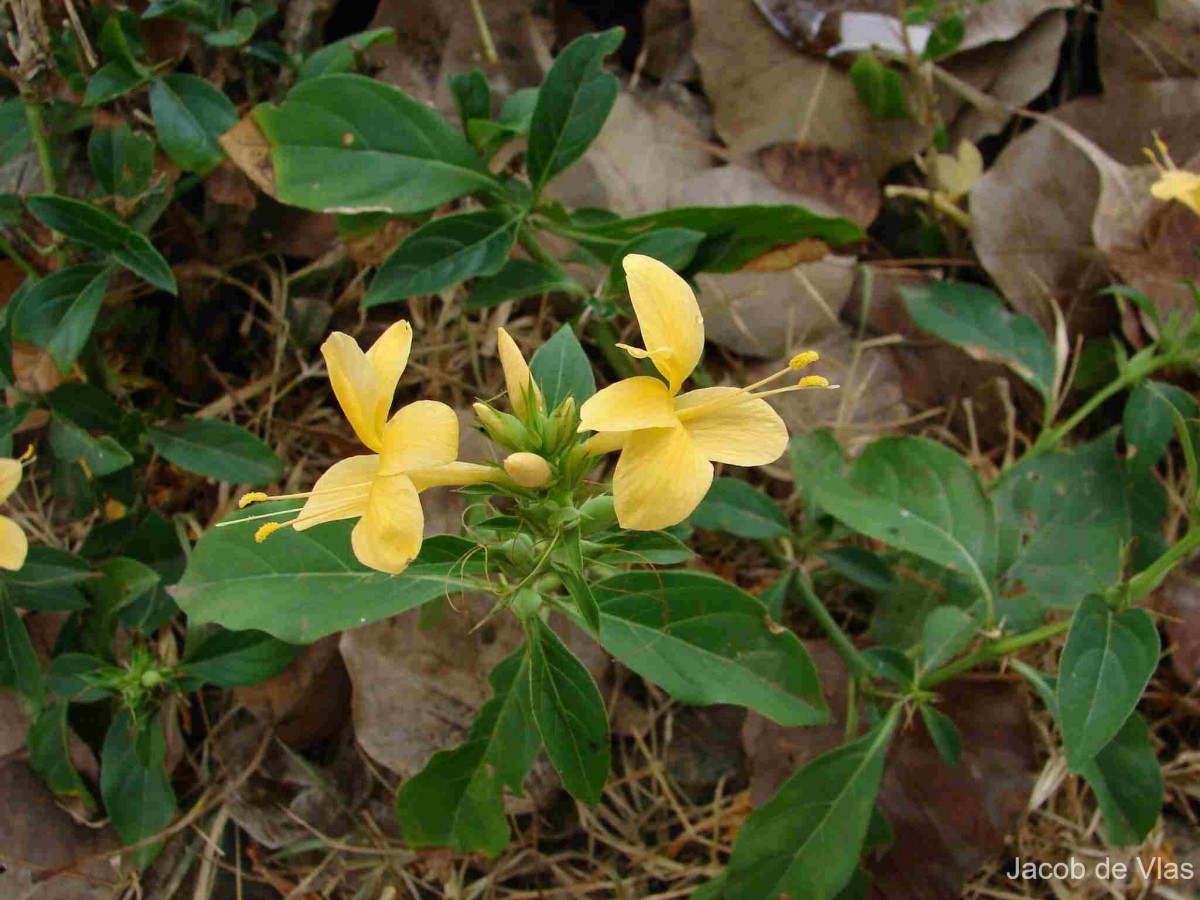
left=1080, top=711, right=1163, bottom=846
left=0, top=588, right=44, bottom=709
left=28, top=702, right=96, bottom=811
left=920, top=605, right=976, bottom=670
left=26, top=195, right=176, bottom=293
left=527, top=28, right=624, bottom=192
left=7, top=547, right=92, bottom=611
left=724, top=710, right=899, bottom=899
left=528, top=616, right=610, bottom=805
left=181, top=626, right=302, bottom=687
left=1057, top=594, right=1159, bottom=771
left=1124, top=380, right=1197, bottom=471
left=88, top=123, right=155, bottom=197
left=149, top=74, right=238, bottom=175
left=449, top=69, right=491, bottom=129
left=0, top=99, right=32, bottom=166
left=919, top=705, right=961, bottom=766
left=363, top=211, right=517, bottom=307
left=690, top=477, right=790, bottom=539
left=466, top=259, right=584, bottom=310
left=529, top=324, right=595, bottom=409
left=297, top=28, right=396, bottom=81
left=590, top=571, right=828, bottom=726
left=148, top=417, right=282, bottom=484
left=253, top=74, right=496, bottom=214
left=11, top=265, right=111, bottom=374
left=173, top=506, right=480, bottom=643
left=48, top=413, right=133, bottom=477
left=397, top=649, right=541, bottom=855
left=48, top=653, right=120, bottom=703
left=101, top=708, right=176, bottom=866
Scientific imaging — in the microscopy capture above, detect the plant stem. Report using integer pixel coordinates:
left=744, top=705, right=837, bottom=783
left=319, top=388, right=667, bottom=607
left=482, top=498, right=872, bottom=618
left=1032, top=351, right=1180, bottom=457
left=469, top=0, right=498, bottom=64
left=1126, top=525, right=1200, bottom=604
left=0, top=232, right=36, bottom=279
left=794, top=570, right=871, bottom=679
left=921, top=618, right=1070, bottom=688
left=23, top=102, right=58, bottom=196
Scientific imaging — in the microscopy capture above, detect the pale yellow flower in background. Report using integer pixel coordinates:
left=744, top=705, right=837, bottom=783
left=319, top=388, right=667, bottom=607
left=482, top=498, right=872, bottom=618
left=496, top=327, right=544, bottom=421
left=579, top=255, right=831, bottom=531
left=885, top=140, right=982, bottom=229
left=0, top=456, right=29, bottom=571
left=1145, top=134, right=1200, bottom=217
left=234, top=322, right=496, bottom=574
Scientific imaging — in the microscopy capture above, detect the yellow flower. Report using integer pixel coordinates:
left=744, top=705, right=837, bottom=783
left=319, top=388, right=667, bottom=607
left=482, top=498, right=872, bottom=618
left=884, top=140, right=982, bottom=230
left=1145, top=135, right=1200, bottom=217
left=497, top=327, right=544, bottom=421
left=579, top=255, right=831, bottom=531
left=234, top=322, right=496, bottom=574
left=0, top=456, right=28, bottom=571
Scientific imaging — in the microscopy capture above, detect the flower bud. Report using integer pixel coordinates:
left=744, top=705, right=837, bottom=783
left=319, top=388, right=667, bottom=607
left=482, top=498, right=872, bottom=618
left=141, top=670, right=164, bottom=689
left=549, top=505, right=581, bottom=530
left=579, top=494, right=617, bottom=532
left=544, top=396, right=579, bottom=451
left=474, top=402, right=532, bottom=451
left=500, top=532, right=536, bottom=567
left=511, top=588, right=543, bottom=620
left=503, top=452, right=553, bottom=488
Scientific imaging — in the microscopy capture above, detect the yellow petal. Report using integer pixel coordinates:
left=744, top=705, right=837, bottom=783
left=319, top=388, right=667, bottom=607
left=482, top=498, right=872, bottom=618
left=365, top=319, right=413, bottom=420
left=578, top=376, right=678, bottom=433
left=0, top=514, right=27, bottom=571
left=675, top=388, right=788, bottom=466
left=352, top=473, right=423, bottom=574
left=409, top=461, right=499, bottom=492
left=582, top=431, right=629, bottom=455
left=613, top=425, right=713, bottom=531
left=497, top=328, right=543, bottom=420
left=380, top=400, right=459, bottom=474
left=623, top=254, right=705, bottom=394
left=292, top=455, right=378, bottom=531
left=935, top=140, right=983, bottom=200
left=0, top=458, right=21, bottom=504
left=322, top=332, right=385, bottom=451
left=1150, top=170, right=1200, bottom=216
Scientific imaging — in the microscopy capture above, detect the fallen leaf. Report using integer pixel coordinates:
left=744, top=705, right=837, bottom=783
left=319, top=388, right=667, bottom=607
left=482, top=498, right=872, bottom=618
left=759, top=143, right=881, bottom=228
left=956, top=0, right=1073, bottom=52
left=204, top=160, right=258, bottom=209
left=1155, top=569, right=1200, bottom=684
left=11, top=340, right=63, bottom=395
left=1098, top=0, right=1200, bottom=87
left=689, top=0, right=926, bottom=176
left=234, top=635, right=351, bottom=749
left=742, top=238, right=831, bottom=272
left=0, top=690, right=30, bottom=759
left=217, top=117, right=276, bottom=198
left=641, top=0, right=698, bottom=84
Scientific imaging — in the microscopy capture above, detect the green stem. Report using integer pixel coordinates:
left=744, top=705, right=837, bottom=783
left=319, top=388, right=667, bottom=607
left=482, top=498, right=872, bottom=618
left=0, top=232, right=36, bottom=279
left=921, top=619, right=1070, bottom=688
left=535, top=219, right=627, bottom=246
left=23, top=103, right=58, bottom=196
left=1032, top=351, right=1181, bottom=457
left=1126, top=525, right=1200, bottom=604
left=795, top=571, right=871, bottom=679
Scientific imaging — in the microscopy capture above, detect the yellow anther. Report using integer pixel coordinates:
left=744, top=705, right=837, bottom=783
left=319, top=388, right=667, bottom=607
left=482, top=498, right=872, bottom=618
left=239, top=491, right=269, bottom=509
left=789, top=351, right=820, bottom=370
left=798, top=375, right=830, bottom=388
left=17, top=445, right=34, bottom=463
left=255, top=521, right=283, bottom=543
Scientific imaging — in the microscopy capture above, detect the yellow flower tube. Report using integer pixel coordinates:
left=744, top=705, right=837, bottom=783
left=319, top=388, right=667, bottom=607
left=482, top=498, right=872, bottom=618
left=0, top=455, right=29, bottom=571
left=579, top=255, right=833, bottom=531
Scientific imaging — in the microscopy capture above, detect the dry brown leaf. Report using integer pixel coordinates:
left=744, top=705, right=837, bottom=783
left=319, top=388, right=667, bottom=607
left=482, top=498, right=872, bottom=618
left=759, top=143, right=880, bottom=228
left=970, top=79, right=1200, bottom=331
left=1098, top=0, right=1200, bottom=86
left=217, top=116, right=276, bottom=198
left=1155, top=570, right=1200, bottom=684
left=642, top=0, right=697, bottom=84
left=235, top=635, right=351, bottom=749
left=689, top=0, right=925, bottom=176
left=742, top=238, right=831, bottom=272
left=956, top=0, right=1072, bottom=52
left=11, top=340, right=63, bottom=395
left=204, top=159, right=257, bottom=209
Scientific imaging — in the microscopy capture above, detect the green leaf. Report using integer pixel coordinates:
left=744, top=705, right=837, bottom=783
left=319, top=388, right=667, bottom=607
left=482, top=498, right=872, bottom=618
left=397, top=649, right=541, bottom=855
left=253, top=74, right=496, bottom=214
left=297, top=28, right=396, bottom=81
left=148, top=417, right=282, bottom=484
left=561, top=529, right=600, bottom=634
left=88, top=122, right=155, bottom=198
left=528, top=616, right=610, bottom=805
left=724, top=711, right=899, bottom=899
left=83, top=60, right=149, bottom=109
left=591, top=571, right=829, bottom=726
left=363, top=211, right=517, bottom=307
left=149, top=74, right=238, bottom=175
left=821, top=547, right=893, bottom=592
left=603, top=228, right=706, bottom=296
left=1057, top=594, right=1159, bottom=772
left=1124, top=380, right=1197, bottom=471
left=28, top=703, right=95, bottom=811
left=48, top=413, right=133, bottom=476
left=466, top=259, right=584, bottom=310
left=11, top=265, right=111, bottom=374
left=173, top=509, right=480, bottom=643
left=690, top=477, right=790, bottom=539
left=920, top=605, right=976, bottom=670
left=919, top=705, right=961, bottom=766
left=1080, top=711, right=1163, bottom=846
left=527, top=28, right=624, bottom=193
left=0, top=99, right=33, bottom=166
left=901, top=282, right=1056, bottom=402
left=862, top=646, right=915, bottom=687
left=593, top=529, right=694, bottom=565
left=849, top=53, right=911, bottom=121
left=574, top=205, right=862, bottom=273
left=7, top=547, right=92, bottom=611
left=180, top=626, right=302, bottom=687
left=761, top=573, right=791, bottom=621
left=450, top=69, right=491, bottom=129
left=791, top=432, right=996, bottom=602
left=101, top=708, right=176, bottom=866
left=993, top=433, right=1136, bottom=620
left=203, top=6, right=259, bottom=47
left=47, top=653, right=119, bottom=703
left=143, top=0, right=220, bottom=28
left=922, top=13, right=965, bottom=59
left=26, top=195, right=176, bottom=294
left=465, top=88, right=540, bottom=157
left=0, top=589, right=44, bottom=709
left=529, top=324, right=596, bottom=409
